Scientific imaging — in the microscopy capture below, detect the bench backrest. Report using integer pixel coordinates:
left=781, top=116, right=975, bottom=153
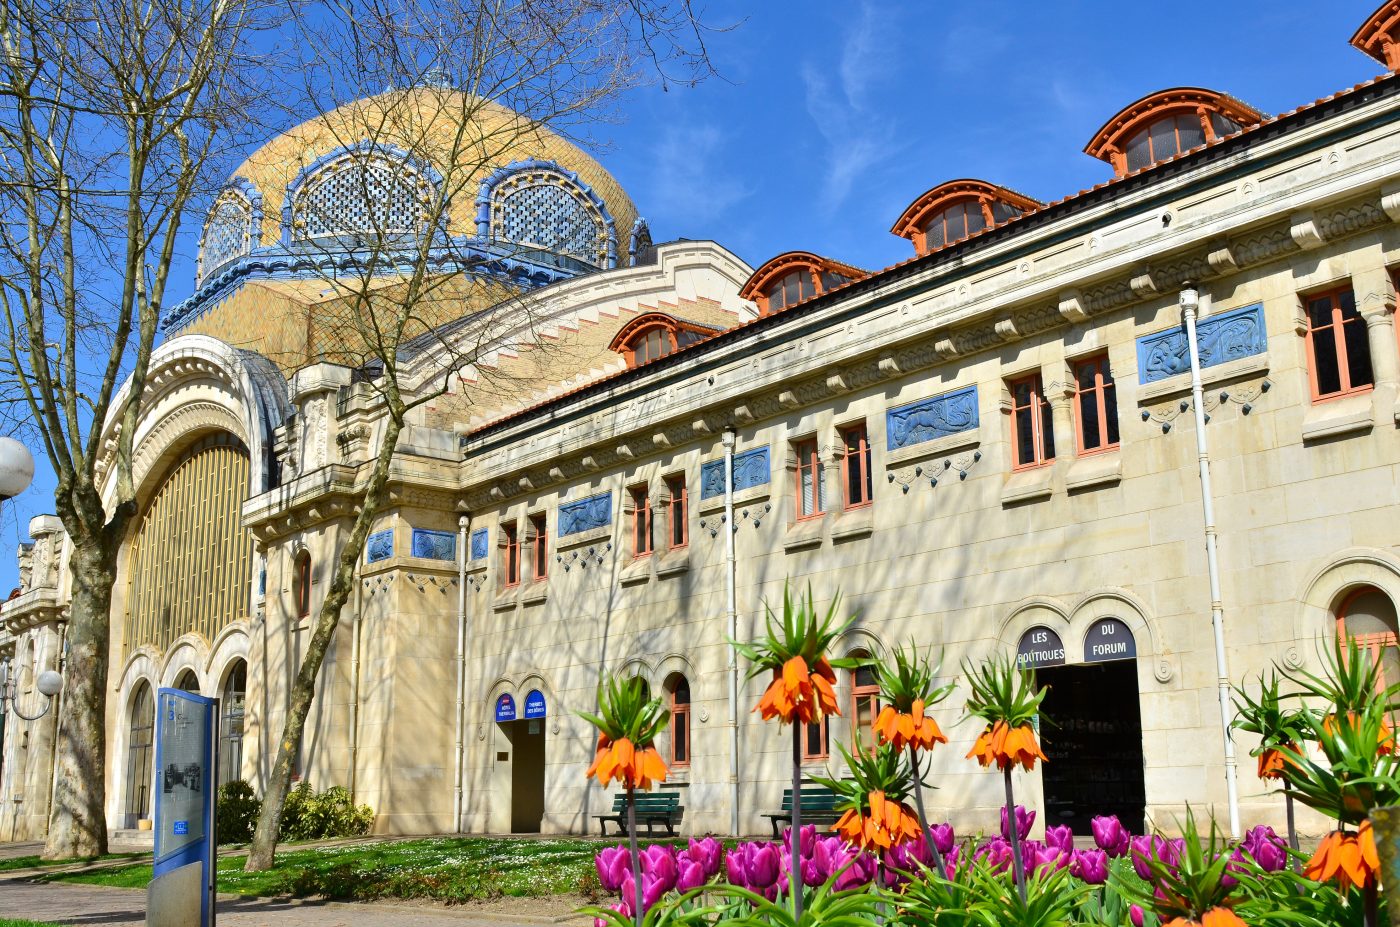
left=610, top=791, right=683, bottom=813
left=779, top=785, right=843, bottom=812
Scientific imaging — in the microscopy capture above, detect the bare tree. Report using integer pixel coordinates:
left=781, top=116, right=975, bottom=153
left=0, top=0, right=281, bottom=857
left=243, top=0, right=726, bottom=870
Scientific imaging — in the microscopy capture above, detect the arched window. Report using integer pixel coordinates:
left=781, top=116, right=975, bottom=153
left=220, top=660, right=247, bottom=785
left=294, top=550, right=312, bottom=620
left=483, top=160, right=615, bottom=267
left=890, top=181, right=1042, bottom=256
left=1084, top=88, right=1264, bottom=178
left=174, top=669, right=200, bottom=693
left=739, top=252, right=867, bottom=316
left=197, top=182, right=260, bottom=285
left=608, top=313, right=720, bottom=368
left=289, top=146, right=435, bottom=241
left=124, top=681, right=155, bottom=829
left=1337, top=586, right=1400, bottom=687
left=849, top=656, right=880, bottom=756
left=666, top=673, right=691, bottom=768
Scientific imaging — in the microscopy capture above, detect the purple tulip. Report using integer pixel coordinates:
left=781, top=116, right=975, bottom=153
left=729, top=841, right=780, bottom=892
left=1091, top=815, right=1131, bottom=858
left=975, top=837, right=1014, bottom=873
left=1032, top=842, right=1070, bottom=876
left=1130, top=904, right=1145, bottom=927
left=814, top=836, right=875, bottom=890
left=622, top=869, right=668, bottom=915
left=594, top=900, right=630, bottom=927
left=882, top=838, right=931, bottom=886
left=1241, top=825, right=1288, bottom=873
left=640, top=845, right=678, bottom=892
left=943, top=843, right=962, bottom=878
left=929, top=822, right=955, bottom=855
left=781, top=824, right=818, bottom=858
left=675, top=850, right=706, bottom=892
left=1045, top=824, right=1074, bottom=852
left=1070, top=848, right=1109, bottom=885
left=687, top=837, right=723, bottom=878
left=595, top=845, right=631, bottom=892
left=1001, top=804, right=1036, bottom=840
left=1130, top=834, right=1181, bottom=881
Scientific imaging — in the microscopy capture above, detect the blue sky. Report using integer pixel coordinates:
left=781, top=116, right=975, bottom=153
left=0, top=0, right=1384, bottom=590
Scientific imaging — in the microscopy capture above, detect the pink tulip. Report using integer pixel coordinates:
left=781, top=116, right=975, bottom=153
left=1241, top=825, right=1287, bottom=873
left=1130, top=904, right=1145, bottom=927
left=594, top=900, right=630, bottom=927
left=595, top=845, right=631, bottom=892
left=929, top=822, right=956, bottom=855
left=1001, top=804, right=1036, bottom=840
left=687, top=837, right=723, bottom=878
left=1045, top=824, right=1074, bottom=852
left=1070, top=848, right=1109, bottom=884
left=1091, top=815, right=1130, bottom=857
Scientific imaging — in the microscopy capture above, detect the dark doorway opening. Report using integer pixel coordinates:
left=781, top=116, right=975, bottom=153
left=506, top=718, right=546, bottom=833
left=1037, top=660, right=1145, bottom=835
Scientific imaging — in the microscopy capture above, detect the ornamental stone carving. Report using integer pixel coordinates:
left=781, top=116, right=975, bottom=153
left=885, top=386, right=979, bottom=451
left=1135, top=304, right=1266, bottom=384
left=700, top=447, right=770, bottom=499
left=558, top=492, right=612, bottom=536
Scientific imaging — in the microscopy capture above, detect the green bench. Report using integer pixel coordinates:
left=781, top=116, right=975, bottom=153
left=765, top=782, right=844, bottom=837
left=596, top=790, right=684, bottom=837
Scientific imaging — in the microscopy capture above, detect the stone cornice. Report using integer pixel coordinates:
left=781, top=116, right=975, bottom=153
left=1, top=588, right=67, bottom=633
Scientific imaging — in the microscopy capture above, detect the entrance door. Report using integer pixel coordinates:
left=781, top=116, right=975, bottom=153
left=1037, top=661, right=1145, bottom=834
left=508, top=719, right=546, bottom=833
left=124, top=682, right=155, bottom=829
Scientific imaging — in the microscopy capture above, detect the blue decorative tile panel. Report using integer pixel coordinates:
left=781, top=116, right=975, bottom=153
left=1136, top=303, right=1266, bottom=384
left=366, top=529, right=393, bottom=563
left=559, top=492, right=611, bottom=536
left=470, top=528, right=489, bottom=561
left=411, top=528, right=456, bottom=561
left=886, top=386, right=979, bottom=450
left=701, top=447, right=771, bottom=499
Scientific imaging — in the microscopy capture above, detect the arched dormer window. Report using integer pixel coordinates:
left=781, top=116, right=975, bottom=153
left=1084, top=88, right=1265, bottom=178
left=608, top=312, right=720, bottom=368
left=285, top=142, right=440, bottom=242
left=1351, top=1, right=1400, bottom=71
left=197, top=179, right=262, bottom=286
left=739, top=251, right=868, bottom=316
left=889, top=180, right=1042, bottom=256
left=477, top=158, right=616, bottom=268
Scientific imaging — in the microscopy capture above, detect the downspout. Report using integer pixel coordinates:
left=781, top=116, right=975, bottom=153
left=723, top=428, right=740, bottom=837
left=1180, top=284, right=1242, bottom=839
left=44, top=622, right=67, bottom=837
left=348, top=569, right=363, bottom=801
left=453, top=514, right=468, bottom=833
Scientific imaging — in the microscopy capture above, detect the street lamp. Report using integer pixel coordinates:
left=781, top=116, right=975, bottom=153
left=0, top=660, right=62, bottom=721
left=0, top=436, right=34, bottom=502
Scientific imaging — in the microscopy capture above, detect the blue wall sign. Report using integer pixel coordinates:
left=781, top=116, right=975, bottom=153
left=886, top=386, right=979, bottom=450
left=366, top=529, right=393, bottom=563
left=700, top=447, right=771, bottom=499
left=470, top=528, right=489, bottom=561
left=1084, top=618, right=1137, bottom=663
left=495, top=694, right=517, bottom=722
left=1135, top=303, right=1265, bottom=384
left=410, top=528, right=456, bottom=561
left=559, top=492, right=611, bottom=536
left=524, top=689, right=547, bottom=719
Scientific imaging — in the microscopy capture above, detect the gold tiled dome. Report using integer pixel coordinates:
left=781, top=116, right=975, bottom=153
left=229, top=87, right=638, bottom=255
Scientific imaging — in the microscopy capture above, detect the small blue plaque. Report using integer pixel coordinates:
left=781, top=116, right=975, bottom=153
left=524, top=689, right=546, bottom=719
left=495, top=694, right=516, bottom=722
left=173, top=820, right=189, bottom=835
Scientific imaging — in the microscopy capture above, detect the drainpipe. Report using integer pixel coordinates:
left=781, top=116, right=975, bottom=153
left=453, top=514, right=468, bottom=833
left=723, top=427, right=740, bottom=837
left=44, top=622, right=67, bottom=837
left=348, top=569, right=363, bottom=801
left=1180, top=284, right=1242, bottom=839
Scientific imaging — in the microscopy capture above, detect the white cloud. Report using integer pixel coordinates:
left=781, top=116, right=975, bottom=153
left=646, top=123, right=750, bottom=227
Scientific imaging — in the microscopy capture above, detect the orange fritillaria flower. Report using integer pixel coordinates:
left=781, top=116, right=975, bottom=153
left=833, top=790, right=922, bottom=851
left=966, top=720, right=1047, bottom=771
left=756, top=655, right=839, bottom=725
left=1304, top=822, right=1380, bottom=892
left=1256, top=743, right=1300, bottom=781
left=586, top=734, right=669, bottom=791
left=1321, top=711, right=1396, bottom=755
left=1162, top=907, right=1248, bottom=927
left=874, top=699, right=949, bottom=752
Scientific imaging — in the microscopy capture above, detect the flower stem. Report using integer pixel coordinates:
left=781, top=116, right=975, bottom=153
left=1002, top=764, right=1027, bottom=903
left=1284, top=792, right=1300, bottom=874
left=627, top=784, right=642, bottom=927
left=907, top=744, right=948, bottom=877
left=1364, top=881, right=1378, bottom=927
left=791, top=722, right=804, bottom=924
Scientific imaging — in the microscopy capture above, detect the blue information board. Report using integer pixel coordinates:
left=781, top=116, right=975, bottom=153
left=151, top=688, right=218, bottom=926
left=495, top=694, right=516, bottom=722
left=524, top=690, right=546, bottom=719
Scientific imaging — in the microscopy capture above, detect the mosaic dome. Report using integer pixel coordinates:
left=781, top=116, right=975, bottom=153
left=194, top=87, right=640, bottom=286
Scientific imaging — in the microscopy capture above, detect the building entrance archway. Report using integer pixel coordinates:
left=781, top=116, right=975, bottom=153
left=491, top=692, right=547, bottom=833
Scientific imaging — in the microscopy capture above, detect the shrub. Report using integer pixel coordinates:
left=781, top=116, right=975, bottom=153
left=216, top=780, right=261, bottom=845
left=279, top=782, right=374, bottom=841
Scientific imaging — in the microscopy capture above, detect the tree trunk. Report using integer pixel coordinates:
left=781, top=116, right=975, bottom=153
left=43, top=516, right=119, bottom=859
left=244, top=414, right=403, bottom=871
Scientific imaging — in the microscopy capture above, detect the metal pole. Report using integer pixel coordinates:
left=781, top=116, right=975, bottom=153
left=1181, top=284, right=1242, bottom=838
left=454, top=514, right=469, bottom=833
left=723, top=427, right=740, bottom=837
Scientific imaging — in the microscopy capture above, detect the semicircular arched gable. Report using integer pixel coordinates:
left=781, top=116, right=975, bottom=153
left=1291, top=547, right=1400, bottom=671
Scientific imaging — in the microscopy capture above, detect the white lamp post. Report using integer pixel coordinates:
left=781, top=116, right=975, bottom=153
left=0, top=661, right=62, bottom=721
left=0, top=436, right=35, bottom=502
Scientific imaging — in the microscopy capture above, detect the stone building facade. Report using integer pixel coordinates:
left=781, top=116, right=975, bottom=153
left=6, top=4, right=1400, bottom=843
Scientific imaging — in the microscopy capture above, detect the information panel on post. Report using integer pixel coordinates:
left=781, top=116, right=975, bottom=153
left=149, top=688, right=218, bottom=927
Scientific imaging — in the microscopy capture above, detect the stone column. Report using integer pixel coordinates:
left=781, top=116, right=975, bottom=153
left=1355, top=267, right=1398, bottom=418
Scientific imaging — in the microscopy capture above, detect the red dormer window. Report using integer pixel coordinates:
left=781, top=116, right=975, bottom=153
left=739, top=252, right=867, bottom=316
left=890, top=180, right=1042, bottom=256
left=608, top=312, right=721, bottom=368
left=1084, top=88, right=1264, bottom=178
left=1351, top=2, right=1400, bottom=71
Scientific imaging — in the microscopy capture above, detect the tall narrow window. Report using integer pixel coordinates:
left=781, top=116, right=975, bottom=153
left=294, top=551, right=312, bottom=620
left=795, top=439, right=824, bottom=520
left=668, top=674, right=691, bottom=767
left=665, top=474, right=688, bottom=549
left=840, top=424, right=873, bottom=509
left=502, top=521, right=520, bottom=587
left=124, top=681, right=155, bottom=829
left=630, top=484, right=653, bottom=558
left=530, top=513, right=548, bottom=581
left=851, top=661, right=880, bottom=756
left=1073, top=354, right=1120, bottom=454
left=220, top=660, right=247, bottom=785
left=802, top=714, right=830, bottom=761
left=1305, top=286, right=1373, bottom=401
left=1008, top=373, right=1056, bottom=469
left=1337, top=586, right=1400, bottom=690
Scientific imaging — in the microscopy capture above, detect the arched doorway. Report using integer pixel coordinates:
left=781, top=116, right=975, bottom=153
left=1337, top=586, right=1400, bottom=686
left=123, top=682, right=155, bottom=829
left=1021, top=619, right=1146, bottom=834
left=174, top=669, right=199, bottom=693
left=493, top=691, right=548, bottom=833
left=220, top=660, right=247, bottom=785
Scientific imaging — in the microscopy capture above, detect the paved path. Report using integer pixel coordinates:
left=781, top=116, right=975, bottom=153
left=0, top=879, right=567, bottom=926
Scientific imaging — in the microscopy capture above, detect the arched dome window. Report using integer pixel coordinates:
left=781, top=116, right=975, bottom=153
left=1351, top=2, right=1400, bottom=71
left=287, top=143, right=438, bottom=241
left=1084, top=88, right=1265, bottom=178
left=608, top=312, right=720, bottom=368
left=890, top=180, right=1043, bottom=256
left=481, top=159, right=616, bottom=268
left=739, top=252, right=867, bottom=316
left=197, top=180, right=262, bottom=286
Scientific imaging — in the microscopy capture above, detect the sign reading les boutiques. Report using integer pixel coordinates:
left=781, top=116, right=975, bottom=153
left=495, top=694, right=516, bottom=722
left=1084, top=617, right=1136, bottom=663
left=1016, top=626, right=1066, bottom=669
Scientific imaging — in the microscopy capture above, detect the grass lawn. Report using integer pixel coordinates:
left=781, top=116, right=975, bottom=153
left=0, top=920, right=67, bottom=927
left=40, top=836, right=673, bottom=904
left=0, top=852, right=145, bottom=873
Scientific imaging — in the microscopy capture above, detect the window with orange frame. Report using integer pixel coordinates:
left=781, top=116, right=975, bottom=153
left=850, top=661, right=880, bottom=755
left=668, top=674, right=691, bottom=767
left=794, top=439, right=824, bottom=520
left=630, top=484, right=654, bottom=558
left=501, top=521, right=520, bottom=588
left=529, top=513, right=548, bottom=582
left=1072, top=354, right=1120, bottom=455
left=1008, top=373, right=1056, bottom=469
left=664, top=473, right=688, bottom=549
left=802, top=714, right=829, bottom=761
left=1304, top=285, right=1373, bottom=401
left=840, top=423, right=873, bottom=509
